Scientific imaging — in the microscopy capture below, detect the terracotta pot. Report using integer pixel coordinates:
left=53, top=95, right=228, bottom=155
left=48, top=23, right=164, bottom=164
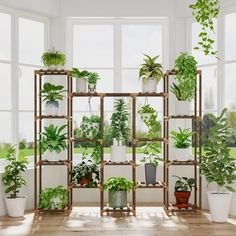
left=174, top=191, right=191, bottom=204
left=79, top=175, right=92, bottom=185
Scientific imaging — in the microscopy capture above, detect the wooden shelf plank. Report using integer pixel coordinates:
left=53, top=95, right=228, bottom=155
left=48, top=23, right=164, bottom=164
left=37, top=160, right=72, bottom=166
left=137, top=181, right=167, bottom=189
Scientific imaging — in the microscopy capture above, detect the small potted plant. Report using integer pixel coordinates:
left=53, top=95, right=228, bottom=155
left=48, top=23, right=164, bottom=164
left=170, top=52, right=197, bottom=115
left=170, top=127, right=193, bottom=160
left=41, top=48, right=66, bottom=70
left=2, top=146, right=28, bottom=217
left=40, top=124, right=67, bottom=161
left=201, top=108, right=236, bottom=222
left=87, top=72, right=100, bottom=93
left=173, top=175, right=196, bottom=208
left=39, top=185, right=68, bottom=210
left=110, top=99, right=130, bottom=162
left=41, top=82, right=66, bottom=116
left=103, top=177, right=133, bottom=208
left=139, top=54, right=163, bottom=93
left=71, top=68, right=90, bottom=93
left=71, top=160, right=99, bottom=187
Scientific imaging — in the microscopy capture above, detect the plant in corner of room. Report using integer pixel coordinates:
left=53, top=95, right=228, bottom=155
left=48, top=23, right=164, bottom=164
left=39, top=185, right=67, bottom=209
left=190, top=0, right=219, bottom=57
left=170, top=127, right=193, bottom=149
left=2, top=146, right=29, bottom=217
left=201, top=108, right=236, bottom=222
left=41, top=48, right=66, bottom=68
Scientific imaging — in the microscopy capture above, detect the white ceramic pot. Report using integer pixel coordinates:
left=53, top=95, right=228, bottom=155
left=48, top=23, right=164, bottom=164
left=5, top=195, right=27, bottom=217
left=46, top=101, right=59, bottom=116
left=47, top=65, right=59, bottom=70
left=45, top=150, right=64, bottom=161
left=207, top=191, right=232, bottom=222
left=142, top=78, right=157, bottom=93
left=76, top=78, right=87, bottom=93
left=111, top=145, right=126, bottom=162
left=174, top=147, right=191, bottom=160
left=175, top=100, right=192, bottom=116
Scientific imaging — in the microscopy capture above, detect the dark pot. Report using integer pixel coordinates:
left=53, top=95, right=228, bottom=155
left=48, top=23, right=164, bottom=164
left=145, top=163, right=157, bottom=184
left=174, top=191, right=191, bottom=204
left=79, top=174, right=92, bottom=185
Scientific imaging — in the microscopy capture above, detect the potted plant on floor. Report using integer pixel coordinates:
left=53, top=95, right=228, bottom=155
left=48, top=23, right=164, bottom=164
left=103, top=177, right=133, bottom=209
left=39, top=185, right=68, bottom=210
left=110, top=98, right=130, bottom=162
left=71, top=160, right=99, bottom=187
left=173, top=175, right=196, bottom=208
left=170, top=52, right=197, bottom=115
left=170, top=127, right=193, bottom=160
left=40, top=124, right=67, bottom=161
left=138, top=104, right=162, bottom=184
left=71, top=68, right=90, bottom=93
left=87, top=72, right=100, bottom=93
left=139, top=54, right=163, bottom=93
left=41, top=82, right=66, bottom=116
left=2, top=146, right=28, bottom=217
left=201, top=108, right=236, bottom=222
left=41, top=48, right=66, bottom=70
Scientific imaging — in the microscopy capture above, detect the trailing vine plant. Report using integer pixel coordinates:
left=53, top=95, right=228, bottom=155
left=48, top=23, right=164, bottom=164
left=190, top=0, right=220, bottom=57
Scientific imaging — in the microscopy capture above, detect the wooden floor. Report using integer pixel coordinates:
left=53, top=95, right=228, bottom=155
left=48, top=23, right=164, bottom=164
left=0, top=206, right=236, bottom=236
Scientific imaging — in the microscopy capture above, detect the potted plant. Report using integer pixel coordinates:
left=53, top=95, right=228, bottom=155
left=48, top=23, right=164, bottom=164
left=41, top=48, right=66, bottom=70
left=110, top=99, right=130, bottom=162
left=80, top=115, right=101, bottom=139
left=103, top=177, right=133, bottom=208
left=201, top=108, right=236, bottom=222
left=87, top=72, right=100, bottom=93
left=138, top=104, right=162, bottom=184
left=40, top=124, right=67, bottom=161
left=2, top=146, right=28, bottom=217
left=139, top=54, right=163, bottom=93
left=41, top=82, right=66, bottom=116
left=39, top=185, right=68, bottom=209
left=170, top=127, right=193, bottom=160
left=170, top=53, right=197, bottom=115
left=71, top=160, right=99, bottom=187
left=173, top=175, right=196, bottom=208
left=71, top=68, right=90, bottom=93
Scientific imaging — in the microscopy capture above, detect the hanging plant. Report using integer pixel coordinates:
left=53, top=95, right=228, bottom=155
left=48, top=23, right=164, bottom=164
left=189, top=0, right=220, bottom=57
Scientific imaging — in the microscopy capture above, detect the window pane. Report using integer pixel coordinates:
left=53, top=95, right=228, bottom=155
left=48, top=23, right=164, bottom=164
left=73, top=25, right=113, bottom=67
left=192, top=22, right=217, bottom=65
left=225, top=13, right=236, bottom=61
left=0, top=63, right=11, bottom=109
left=225, top=63, right=236, bottom=108
left=0, top=13, right=11, bottom=61
left=199, top=66, right=217, bottom=112
left=122, top=24, right=163, bottom=68
left=19, top=17, right=44, bottom=65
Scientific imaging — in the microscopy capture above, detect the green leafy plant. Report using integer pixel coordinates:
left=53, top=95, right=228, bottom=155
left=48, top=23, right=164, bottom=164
left=138, top=104, right=162, bottom=166
left=201, top=108, right=236, bottom=192
left=2, top=146, right=28, bottom=198
left=39, top=185, right=67, bottom=209
left=41, top=48, right=66, bottom=67
left=110, top=99, right=130, bottom=146
left=170, top=127, right=193, bottom=148
left=40, top=124, right=67, bottom=153
left=71, top=160, right=99, bottom=187
left=190, top=0, right=219, bottom=57
left=139, top=54, right=163, bottom=84
left=80, top=115, right=101, bottom=139
left=87, top=72, right=100, bottom=85
left=103, top=177, right=133, bottom=192
left=174, top=175, right=196, bottom=192
left=170, top=53, right=197, bottom=101
left=71, top=68, right=89, bottom=79
left=41, top=82, right=66, bottom=102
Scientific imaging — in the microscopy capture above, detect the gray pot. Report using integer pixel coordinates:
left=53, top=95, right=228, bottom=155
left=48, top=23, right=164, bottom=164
left=145, top=163, right=157, bottom=184
left=46, top=101, right=59, bottom=116
left=109, top=190, right=127, bottom=208
left=88, top=83, right=96, bottom=93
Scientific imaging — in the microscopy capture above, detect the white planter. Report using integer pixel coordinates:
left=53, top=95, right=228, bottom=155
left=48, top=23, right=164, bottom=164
left=207, top=191, right=232, bottom=222
left=175, top=100, right=192, bottom=116
left=45, top=150, right=66, bottom=161
left=174, top=147, right=191, bottom=160
left=76, top=78, right=87, bottom=93
left=47, top=65, right=59, bottom=70
left=46, top=101, right=59, bottom=116
left=5, top=196, right=27, bottom=217
left=111, top=145, right=126, bottom=162
left=142, top=78, right=157, bottom=93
